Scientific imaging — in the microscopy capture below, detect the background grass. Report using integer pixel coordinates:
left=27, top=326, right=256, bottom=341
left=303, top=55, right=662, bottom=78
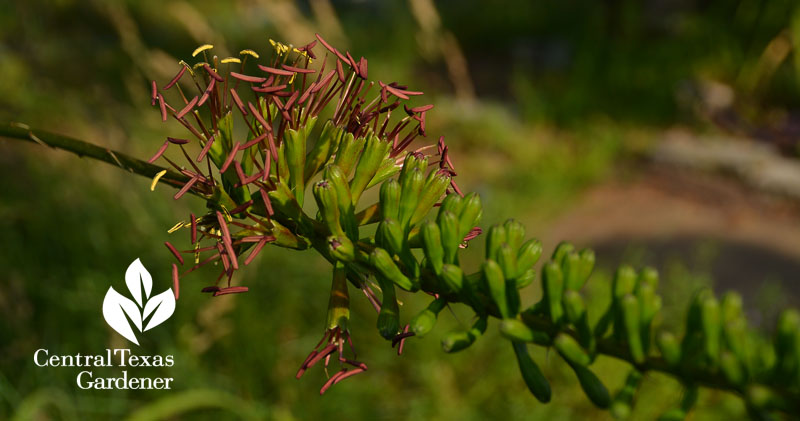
left=2, top=0, right=800, bottom=419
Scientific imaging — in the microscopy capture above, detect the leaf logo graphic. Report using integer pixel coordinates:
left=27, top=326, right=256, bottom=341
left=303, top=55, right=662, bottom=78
left=102, top=258, right=175, bottom=345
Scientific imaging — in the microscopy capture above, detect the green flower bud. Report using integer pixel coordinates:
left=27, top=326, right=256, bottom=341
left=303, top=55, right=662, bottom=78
left=517, top=239, right=543, bottom=279
left=543, top=262, right=564, bottom=324
left=552, top=241, right=574, bottom=266
left=327, top=235, right=355, bottom=262
left=350, top=134, right=390, bottom=203
left=565, top=249, right=596, bottom=291
left=440, top=263, right=464, bottom=294
left=569, top=361, right=611, bottom=409
left=458, top=192, right=482, bottom=240
left=636, top=282, right=661, bottom=354
left=516, top=269, right=536, bottom=289
left=485, top=224, right=507, bottom=261
left=656, top=331, right=681, bottom=367
left=498, top=243, right=518, bottom=283
left=375, top=273, right=400, bottom=340
left=503, top=219, right=525, bottom=252
left=484, top=259, right=510, bottom=318
left=398, top=167, right=424, bottom=230
left=555, top=333, right=591, bottom=366
left=637, top=266, right=659, bottom=290
left=305, top=120, right=340, bottom=183
left=512, top=342, right=551, bottom=403
left=437, top=210, right=461, bottom=264
left=409, top=298, right=447, bottom=337
left=410, top=169, right=451, bottom=226
left=324, top=164, right=358, bottom=240
left=721, top=291, right=743, bottom=324
left=563, top=290, right=595, bottom=353
left=700, top=294, right=721, bottom=366
left=313, top=180, right=344, bottom=237
left=720, top=351, right=745, bottom=386
left=284, top=125, right=308, bottom=204
left=366, top=155, right=401, bottom=189
left=370, top=247, right=416, bottom=291
left=421, top=221, right=444, bottom=276
left=377, top=218, right=404, bottom=256
left=333, top=131, right=366, bottom=177
left=379, top=179, right=401, bottom=221
left=621, top=294, right=645, bottom=364
left=499, top=319, right=536, bottom=343
left=442, top=316, right=487, bottom=353
left=439, top=192, right=463, bottom=216
left=611, top=369, right=642, bottom=420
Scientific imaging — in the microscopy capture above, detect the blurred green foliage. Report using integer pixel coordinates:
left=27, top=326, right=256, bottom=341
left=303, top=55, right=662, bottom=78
left=2, top=0, right=799, bottom=419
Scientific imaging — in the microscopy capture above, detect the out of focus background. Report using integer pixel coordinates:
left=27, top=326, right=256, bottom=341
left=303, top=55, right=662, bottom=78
left=3, top=0, right=800, bottom=419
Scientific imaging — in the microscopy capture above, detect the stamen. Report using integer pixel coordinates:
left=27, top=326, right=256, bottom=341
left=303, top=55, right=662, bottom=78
left=230, top=72, right=267, bottom=84
left=244, top=237, right=268, bottom=266
left=239, top=49, right=260, bottom=59
left=172, top=264, right=180, bottom=300
left=332, top=367, right=365, bottom=385
left=229, top=88, right=247, bottom=115
left=192, top=44, right=214, bottom=57
left=164, top=241, right=185, bottom=265
left=174, top=176, right=199, bottom=199
left=258, top=65, right=294, bottom=76
left=203, top=63, right=224, bottom=82
left=150, top=169, right=167, bottom=191
left=167, top=221, right=186, bottom=233
left=150, top=81, right=158, bottom=106
left=197, top=133, right=216, bottom=162
left=158, top=94, right=167, bottom=121
left=148, top=140, right=169, bottom=163
left=319, top=370, right=346, bottom=395
left=281, top=64, right=315, bottom=74
left=190, top=212, right=197, bottom=244
left=220, top=57, right=241, bottom=64
left=167, top=137, right=190, bottom=144
left=213, top=286, right=249, bottom=296
left=176, top=96, right=199, bottom=119
left=164, top=66, right=187, bottom=90
left=219, top=141, right=241, bottom=173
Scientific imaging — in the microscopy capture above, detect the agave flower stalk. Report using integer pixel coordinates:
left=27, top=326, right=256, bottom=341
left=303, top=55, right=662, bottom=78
left=4, top=33, right=800, bottom=417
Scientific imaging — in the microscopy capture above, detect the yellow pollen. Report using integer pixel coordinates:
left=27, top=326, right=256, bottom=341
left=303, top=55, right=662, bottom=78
left=221, top=57, right=241, bottom=64
left=150, top=169, right=167, bottom=191
left=192, top=62, right=208, bottom=70
left=192, top=44, right=214, bottom=57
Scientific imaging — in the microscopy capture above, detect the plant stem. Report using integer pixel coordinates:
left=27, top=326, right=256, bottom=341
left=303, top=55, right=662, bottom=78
left=0, top=123, right=193, bottom=193
left=2, top=122, right=797, bottom=414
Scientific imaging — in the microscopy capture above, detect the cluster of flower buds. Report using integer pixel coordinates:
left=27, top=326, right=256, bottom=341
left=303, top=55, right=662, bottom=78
left=148, top=35, right=460, bottom=393
left=146, top=35, right=800, bottom=414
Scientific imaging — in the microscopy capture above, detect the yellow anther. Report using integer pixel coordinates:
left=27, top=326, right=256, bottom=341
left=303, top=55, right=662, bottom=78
left=192, top=62, right=208, bottom=70
left=269, top=39, right=290, bottom=55
left=221, top=57, right=241, bottom=64
left=220, top=205, right=233, bottom=222
left=179, top=60, right=195, bottom=76
left=192, top=44, right=214, bottom=57
left=168, top=221, right=186, bottom=233
left=150, top=170, right=167, bottom=191
left=239, top=49, right=260, bottom=59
